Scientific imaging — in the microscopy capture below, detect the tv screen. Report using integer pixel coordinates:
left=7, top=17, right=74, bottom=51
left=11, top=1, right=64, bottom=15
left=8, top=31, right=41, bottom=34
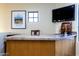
left=52, top=4, right=75, bottom=22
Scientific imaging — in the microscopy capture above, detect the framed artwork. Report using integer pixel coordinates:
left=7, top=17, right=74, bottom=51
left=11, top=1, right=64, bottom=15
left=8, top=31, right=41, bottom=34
left=11, top=10, right=26, bottom=29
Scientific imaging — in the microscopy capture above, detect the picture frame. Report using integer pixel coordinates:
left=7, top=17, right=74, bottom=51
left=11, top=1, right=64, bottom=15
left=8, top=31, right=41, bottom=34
left=11, top=10, right=26, bottom=29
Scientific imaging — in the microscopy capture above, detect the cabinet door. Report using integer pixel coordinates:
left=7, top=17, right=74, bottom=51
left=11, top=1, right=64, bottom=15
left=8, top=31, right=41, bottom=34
left=55, top=39, right=75, bottom=56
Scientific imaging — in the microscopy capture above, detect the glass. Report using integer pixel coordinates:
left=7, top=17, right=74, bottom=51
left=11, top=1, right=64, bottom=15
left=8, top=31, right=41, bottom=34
left=34, top=18, right=38, bottom=22
left=29, top=18, right=33, bottom=22
left=34, top=13, right=38, bottom=17
left=29, top=13, right=33, bottom=17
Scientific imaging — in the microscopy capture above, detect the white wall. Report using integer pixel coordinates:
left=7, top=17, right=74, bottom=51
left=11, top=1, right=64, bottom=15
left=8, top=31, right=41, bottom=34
left=76, top=4, right=79, bottom=56
left=0, top=4, right=6, bottom=32
left=0, top=3, right=77, bottom=35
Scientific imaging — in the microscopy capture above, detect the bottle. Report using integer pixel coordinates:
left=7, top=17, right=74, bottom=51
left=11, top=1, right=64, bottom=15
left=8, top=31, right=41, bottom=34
left=64, top=32, right=67, bottom=37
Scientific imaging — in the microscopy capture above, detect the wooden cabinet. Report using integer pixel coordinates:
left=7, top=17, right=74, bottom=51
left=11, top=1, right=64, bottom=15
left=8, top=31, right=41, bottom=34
left=5, top=39, right=75, bottom=56
left=6, top=40, right=55, bottom=56
left=55, top=39, right=75, bottom=56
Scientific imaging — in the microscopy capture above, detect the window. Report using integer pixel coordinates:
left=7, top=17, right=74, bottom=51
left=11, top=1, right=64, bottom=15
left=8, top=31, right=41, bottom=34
left=28, top=11, right=39, bottom=22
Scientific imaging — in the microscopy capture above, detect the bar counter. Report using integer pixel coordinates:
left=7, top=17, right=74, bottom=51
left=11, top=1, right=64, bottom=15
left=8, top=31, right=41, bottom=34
left=5, top=33, right=76, bottom=56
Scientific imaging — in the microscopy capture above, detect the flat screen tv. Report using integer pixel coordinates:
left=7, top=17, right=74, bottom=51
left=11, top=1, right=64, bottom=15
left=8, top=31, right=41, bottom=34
left=52, top=4, right=75, bottom=22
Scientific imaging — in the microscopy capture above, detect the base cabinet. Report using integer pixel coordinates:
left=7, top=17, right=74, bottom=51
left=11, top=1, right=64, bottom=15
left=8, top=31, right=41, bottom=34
left=55, top=39, right=75, bottom=56
left=5, top=39, right=75, bottom=56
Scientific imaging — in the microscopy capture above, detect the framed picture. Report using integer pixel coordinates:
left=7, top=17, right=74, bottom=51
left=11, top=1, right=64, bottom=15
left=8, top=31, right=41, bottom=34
left=11, top=10, right=26, bottom=29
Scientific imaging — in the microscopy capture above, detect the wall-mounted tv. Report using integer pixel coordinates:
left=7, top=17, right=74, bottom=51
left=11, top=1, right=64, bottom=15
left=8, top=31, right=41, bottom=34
left=52, top=4, right=75, bottom=22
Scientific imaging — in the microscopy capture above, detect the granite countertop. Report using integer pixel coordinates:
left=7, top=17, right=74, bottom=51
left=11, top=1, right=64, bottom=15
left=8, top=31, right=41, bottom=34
left=5, top=33, right=77, bottom=40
